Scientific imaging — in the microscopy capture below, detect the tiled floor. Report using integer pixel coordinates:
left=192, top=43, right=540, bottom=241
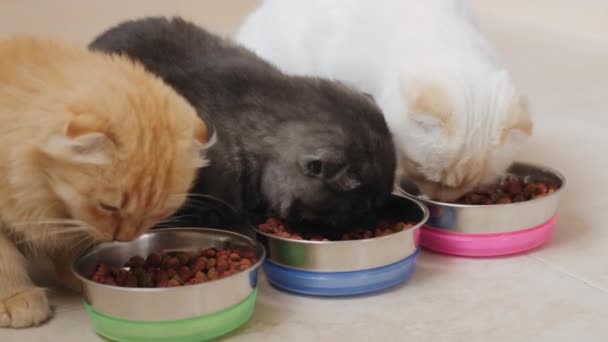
left=1, top=1, right=607, bottom=341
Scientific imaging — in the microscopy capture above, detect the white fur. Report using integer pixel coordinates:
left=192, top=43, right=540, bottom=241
left=43, top=131, right=114, bottom=165
left=237, top=0, right=532, bottom=200
left=192, top=129, right=217, bottom=169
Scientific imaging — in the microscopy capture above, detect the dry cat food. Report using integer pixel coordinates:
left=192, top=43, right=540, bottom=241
left=88, top=248, right=257, bottom=287
left=455, top=175, right=558, bottom=205
left=257, top=217, right=414, bottom=241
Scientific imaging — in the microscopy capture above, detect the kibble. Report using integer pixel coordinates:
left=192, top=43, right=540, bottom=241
left=257, top=217, right=414, bottom=241
left=454, top=175, right=558, bottom=205
left=88, top=247, right=257, bottom=288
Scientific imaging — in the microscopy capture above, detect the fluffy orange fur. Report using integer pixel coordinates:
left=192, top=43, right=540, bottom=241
left=0, top=36, right=210, bottom=328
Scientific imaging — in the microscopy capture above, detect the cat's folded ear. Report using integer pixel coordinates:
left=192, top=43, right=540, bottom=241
left=41, top=115, right=115, bottom=165
left=190, top=119, right=215, bottom=169
left=501, top=95, right=533, bottom=145
left=401, top=77, right=452, bottom=137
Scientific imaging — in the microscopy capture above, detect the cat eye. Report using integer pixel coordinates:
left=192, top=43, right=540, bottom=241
left=98, top=202, right=119, bottom=212
left=306, top=159, right=323, bottom=176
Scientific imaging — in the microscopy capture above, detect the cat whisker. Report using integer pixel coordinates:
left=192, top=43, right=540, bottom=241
left=9, top=219, right=84, bottom=227
left=153, top=223, right=181, bottom=229
left=179, top=201, right=213, bottom=210
left=155, top=214, right=193, bottom=226
left=172, top=193, right=226, bottom=202
left=154, top=215, right=199, bottom=228
left=72, top=234, right=96, bottom=250
left=15, top=226, right=94, bottom=245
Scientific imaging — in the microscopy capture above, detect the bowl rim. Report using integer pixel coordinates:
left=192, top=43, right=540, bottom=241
left=72, top=227, right=266, bottom=293
left=250, top=194, right=430, bottom=245
left=397, top=161, right=566, bottom=209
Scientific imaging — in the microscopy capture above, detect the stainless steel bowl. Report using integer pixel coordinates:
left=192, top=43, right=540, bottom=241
left=72, top=228, right=265, bottom=322
left=252, top=195, right=429, bottom=272
left=398, top=162, right=565, bottom=234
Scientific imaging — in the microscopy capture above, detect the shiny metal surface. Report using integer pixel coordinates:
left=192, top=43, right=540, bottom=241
left=398, top=162, right=565, bottom=234
left=253, top=195, right=429, bottom=272
left=72, top=228, right=265, bottom=322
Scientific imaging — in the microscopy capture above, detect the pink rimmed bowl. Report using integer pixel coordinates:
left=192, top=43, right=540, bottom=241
left=399, top=162, right=565, bottom=257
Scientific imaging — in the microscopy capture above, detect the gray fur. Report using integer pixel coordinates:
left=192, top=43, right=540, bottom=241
left=90, top=17, right=396, bottom=228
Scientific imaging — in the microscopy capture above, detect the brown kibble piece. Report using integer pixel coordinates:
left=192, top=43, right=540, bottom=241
left=192, top=258, right=207, bottom=273
left=170, top=274, right=183, bottom=285
left=276, top=231, right=291, bottom=238
left=496, top=196, right=512, bottom=204
left=207, top=268, right=219, bottom=280
left=124, top=256, right=145, bottom=268
left=241, top=250, right=256, bottom=259
left=188, top=278, right=205, bottom=284
left=178, top=266, right=192, bottom=282
left=194, top=271, right=207, bottom=280
left=162, top=257, right=180, bottom=270
left=216, top=258, right=229, bottom=273
left=95, top=264, right=109, bottom=276
left=167, top=279, right=180, bottom=287
left=203, top=248, right=217, bottom=258
left=175, top=252, right=191, bottom=266
left=140, top=272, right=154, bottom=287
left=125, top=274, right=138, bottom=287
left=145, top=252, right=162, bottom=267
left=115, top=269, right=128, bottom=286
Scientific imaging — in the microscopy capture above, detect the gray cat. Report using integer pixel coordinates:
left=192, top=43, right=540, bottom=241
left=90, top=17, right=396, bottom=230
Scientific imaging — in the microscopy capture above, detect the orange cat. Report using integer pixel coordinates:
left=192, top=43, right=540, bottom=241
left=0, top=36, right=211, bottom=328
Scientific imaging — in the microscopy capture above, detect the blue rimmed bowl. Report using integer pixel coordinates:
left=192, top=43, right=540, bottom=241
left=253, top=194, right=429, bottom=296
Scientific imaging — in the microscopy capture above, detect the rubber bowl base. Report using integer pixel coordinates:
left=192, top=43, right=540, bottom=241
left=264, top=249, right=419, bottom=297
left=419, top=215, right=558, bottom=257
left=83, top=288, right=258, bottom=342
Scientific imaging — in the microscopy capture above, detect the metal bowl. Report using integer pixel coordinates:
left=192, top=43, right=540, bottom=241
left=398, top=162, right=565, bottom=257
left=73, top=228, right=265, bottom=323
left=253, top=194, right=428, bottom=272
left=399, top=162, right=565, bottom=233
left=251, top=195, right=428, bottom=296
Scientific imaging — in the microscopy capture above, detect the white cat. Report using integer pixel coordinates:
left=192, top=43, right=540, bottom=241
left=237, top=0, right=533, bottom=201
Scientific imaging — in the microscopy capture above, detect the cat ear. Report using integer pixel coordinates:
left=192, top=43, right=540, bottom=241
left=192, top=118, right=208, bottom=145
left=501, top=96, right=533, bottom=145
left=401, top=77, right=453, bottom=136
left=42, top=117, right=114, bottom=165
left=410, top=113, right=446, bottom=135
left=190, top=119, right=215, bottom=169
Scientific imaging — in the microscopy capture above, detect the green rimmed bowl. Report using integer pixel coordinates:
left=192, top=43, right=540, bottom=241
left=73, top=228, right=265, bottom=342
left=84, top=288, right=258, bottom=342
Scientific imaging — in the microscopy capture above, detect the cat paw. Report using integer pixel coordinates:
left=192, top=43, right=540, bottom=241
left=0, top=287, right=52, bottom=328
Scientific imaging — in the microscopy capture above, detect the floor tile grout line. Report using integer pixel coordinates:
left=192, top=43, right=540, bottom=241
left=526, top=254, right=608, bottom=294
